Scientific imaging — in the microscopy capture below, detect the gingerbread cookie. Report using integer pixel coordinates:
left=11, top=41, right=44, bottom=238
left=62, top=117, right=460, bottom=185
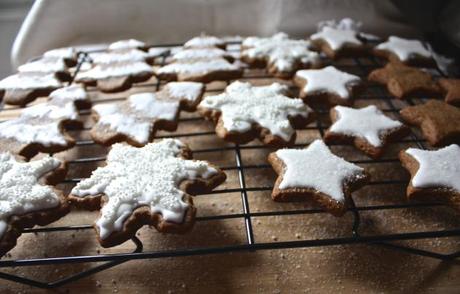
left=324, top=105, right=409, bottom=158
left=43, top=47, right=78, bottom=67
left=75, top=60, right=153, bottom=93
left=155, top=58, right=242, bottom=83
left=172, top=47, right=233, bottom=62
left=439, top=79, right=460, bottom=106
left=108, top=39, right=147, bottom=51
left=69, top=139, right=226, bottom=247
left=198, top=81, right=314, bottom=146
left=48, top=84, right=91, bottom=110
left=184, top=35, right=225, bottom=49
left=18, top=57, right=71, bottom=82
left=0, top=73, right=63, bottom=106
left=368, top=62, right=441, bottom=99
left=294, top=66, right=362, bottom=106
left=241, top=32, right=321, bottom=79
left=310, top=27, right=367, bottom=58
left=0, top=153, right=69, bottom=257
left=373, top=36, right=434, bottom=67
left=89, top=49, right=150, bottom=65
left=399, top=144, right=460, bottom=209
left=268, top=139, right=369, bottom=216
left=400, top=99, right=460, bottom=147
left=90, top=82, right=204, bottom=146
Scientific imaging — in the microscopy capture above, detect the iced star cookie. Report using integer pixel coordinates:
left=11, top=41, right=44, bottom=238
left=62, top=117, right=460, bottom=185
left=241, top=32, right=321, bottom=79
left=400, top=100, right=460, bottom=147
left=75, top=60, right=153, bottom=93
left=0, top=72, right=63, bottom=106
left=0, top=153, right=69, bottom=257
left=43, top=47, right=78, bottom=67
left=88, top=49, right=151, bottom=65
left=155, top=58, right=242, bottom=83
left=324, top=105, right=409, bottom=158
left=184, top=35, right=225, bottom=49
left=294, top=66, right=362, bottom=106
left=198, top=81, right=314, bottom=147
left=108, top=39, right=147, bottom=51
left=373, top=36, right=434, bottom=67
left=90, top=82, right=204, bottom=146
left=439, top=79, right=460, bottom=106
left=172, top=47, right=234, bottom=62
left=69, top=139, right=226, bottom=247
left=399, top=144, right=460, bottom=209
left=268, top=140, right=369, bottom=216
left=310, top=27, right=367, bottom=59
left=18, top=57, right=71, bottom=82
left=48, top=84, right=91, bottom=110
left=368, top=63, right=441, bottom=99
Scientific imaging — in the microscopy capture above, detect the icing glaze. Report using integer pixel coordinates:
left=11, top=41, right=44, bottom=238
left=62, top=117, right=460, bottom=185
left=330, top=105, right=403, bottom=147
left=18, top=57, right=67, bottom=74
left=276, top=140, right=365, bottom=202
left=242, top=33, right=320, bottom=72
left=310, top=27, right=362, bottom=50
left=157, top=58, right=238, bottom=76
left=21, top=101, right=78, bottom=121
left=0, top=73, right=62, bottom=90
left=49, top=85, right=88, bottom=104
left=76, top=61, right=153, bottom=81
left=172, top=48, right=228, bottom=61
left=0, top=153, right=62, bottom=239
left=108, top=39, right=146, bottom=51
left=376, top=36, right=432, bottom=61
left=89, top=49, right=149, bottom=64
left=43, top=47, right=76, bottom=59
left=406, top=144, right=460, bottom=192
left=199, top=81, right=311, bottom=141
left=147, top=47, right=170, bottom=57
left=295, top=66, right=360, bottom=98
left=71, top=139, right=218, bottom=239
left=93, top=82, right=203, bottom=144
left=184, top=35, right=224, bottom=48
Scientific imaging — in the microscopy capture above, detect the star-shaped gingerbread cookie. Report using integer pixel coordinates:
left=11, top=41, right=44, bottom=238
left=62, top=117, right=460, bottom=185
left=198, top=81, right=314, bottom=147
left=368, top=62, right=441, bottom=99
left=69, top=139, right=226, bottom=247
left=373, top=36, right=434, bottom=66
left=184, top=35, right=226, bottom=49
left=324, top=105, right=409, bottom=158
left=268, top=140, right=369, bottom=216
left=0, top=153, right=68, bottom=257
left=439, top=79, right=460, bottom=106
left=399, top=144, right=460, bottom=209
left=241, top=32, right=321, bottom=79
left=90, top=82, right=204, bottom=146
left=294, top=66, right=362, bottom=106
left=18, top=57, right=71, bottom=82
left=310, top=27, right=367, bottom=58
left=400, top=99, right=460, bottom=147
left=48, top=84, right=91, bottom=110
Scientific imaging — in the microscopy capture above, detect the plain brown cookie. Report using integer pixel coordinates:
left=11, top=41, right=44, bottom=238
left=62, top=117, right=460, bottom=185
left=400, top=99, right=460, bottom=147
left=368, top=62, right=442, bottom=99
left=438, top=79, right=460, bottom=106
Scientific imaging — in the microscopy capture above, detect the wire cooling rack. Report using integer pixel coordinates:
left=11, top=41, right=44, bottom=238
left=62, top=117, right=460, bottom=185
left=0, top=40, right=459, bottom=289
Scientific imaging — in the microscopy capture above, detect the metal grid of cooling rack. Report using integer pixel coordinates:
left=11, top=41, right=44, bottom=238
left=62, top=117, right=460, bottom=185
left=0, top=41, right=459, bottom=289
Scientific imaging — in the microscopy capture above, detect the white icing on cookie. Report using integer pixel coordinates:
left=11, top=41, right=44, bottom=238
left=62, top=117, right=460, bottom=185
left=108, top=39, right=146, bottom=51
left=172, top=48, right=229, bottom=61
left=76, top=61, right=152, bottom=81
left=71, top=139, right=218, bottom=239
left=184, top=35, right=224, bottom=48
left=21, top=101, right=78, bottom=121
left=330, top=105, right=403, bottom=147
left=199, top=81, right=311, bottom=141
left=376, top=36, right=432, bottom=61
left=89, top=49, right=149, bottom=64
left=147, top=47, right=170, bottom=58
left=295, top=66, right=361, bottom=98
left=0, top=153, right=62, bottom=239
left=49, top=85, right=88, bottom=104
left=405, top=144, right=460, bottom=192
left=0, top=73, right=62, bottom=90
left=276, top=140, right=365, bottom=202
left=18, top=57, right=67, bottom=74
left=310, top=27, right=362, bottom=50
left=157, top=58, right=238, bottom=76
left=93, top=82, right=203, bottom=144
left=43, top=47, right=76, bottom=60
left=242, top=33, right=320, bottom=72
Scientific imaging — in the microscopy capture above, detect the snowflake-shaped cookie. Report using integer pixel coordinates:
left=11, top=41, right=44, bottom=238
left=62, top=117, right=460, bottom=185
left=324, top=105, right=409, bottom=158
left=310, top=27, right=365, bottom=58
left=400, top=144, right=460, bottom=208
left=374, top=36, right=433, bottom=65
left=90, top=82, right=204, bottom=146
left=241, top=32, right=321, bottom=78
left=268, top=140, right=368, bottom=216
left=198, top=81, right=313, bottom=146
left=0, top=153, right=68, bottom=256
left=69, top=139, right=226, bottom=247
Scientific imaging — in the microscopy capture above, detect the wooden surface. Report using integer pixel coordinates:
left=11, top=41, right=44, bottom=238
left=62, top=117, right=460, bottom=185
left=1, top=49, right=460, bottom=293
